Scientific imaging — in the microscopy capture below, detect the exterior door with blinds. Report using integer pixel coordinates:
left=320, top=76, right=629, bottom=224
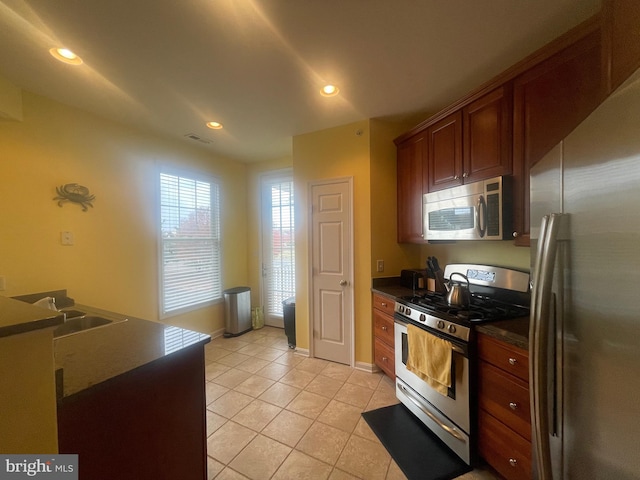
left=261, top=172, right=295, bottom=328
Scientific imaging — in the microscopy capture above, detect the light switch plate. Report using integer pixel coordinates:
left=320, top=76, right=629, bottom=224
left=61, top=231, right=74, bottom=246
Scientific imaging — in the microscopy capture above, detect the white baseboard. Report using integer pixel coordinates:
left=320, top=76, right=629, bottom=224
left=294, top=347, right=309, bottom=357
left=210, top=327, right=225, bottom=339
left=354, top=361, right=380, bottom=373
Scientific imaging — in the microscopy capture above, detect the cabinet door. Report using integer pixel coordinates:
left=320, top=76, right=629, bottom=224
left=426, top=111, right=462, bottom=192
left=463, top=86, right=512, bottom=183
left=397, top=133, right=427, bottom=243
left=512, top=29, right=603, bottom=244
left=58, top=347, right=207, bottom=480
left=479, top=410, right=532, bottom=480
left=602, top=0, right=640, bottom=94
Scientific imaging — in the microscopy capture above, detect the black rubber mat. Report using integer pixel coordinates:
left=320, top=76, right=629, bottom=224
left=362, top=404, right=472, bottom=480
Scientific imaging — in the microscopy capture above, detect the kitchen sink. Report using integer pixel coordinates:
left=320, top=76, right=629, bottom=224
left=53, top=316, right=114, bottom=338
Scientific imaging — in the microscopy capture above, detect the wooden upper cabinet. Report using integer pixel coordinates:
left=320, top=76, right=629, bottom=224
left=397, top=132, right=427, bottom=243
left=426, top=87, right=512, bottom=193
left=602, top=0, right=640, bottom=94
left=426, top=111, right=462, bottom=191
left=512, top=28, right=603, bottom=243
left=463, top=85, right=513, bottom=183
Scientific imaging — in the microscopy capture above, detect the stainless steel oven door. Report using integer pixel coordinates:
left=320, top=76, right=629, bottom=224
left=394, top=319, right=471, bottom=463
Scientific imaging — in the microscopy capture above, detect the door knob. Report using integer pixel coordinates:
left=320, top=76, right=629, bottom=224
left=339, top=280, right=348, bottom=286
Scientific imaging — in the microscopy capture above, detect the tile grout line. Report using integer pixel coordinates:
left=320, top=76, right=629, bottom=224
left=204, top=327, right=396, bottom=479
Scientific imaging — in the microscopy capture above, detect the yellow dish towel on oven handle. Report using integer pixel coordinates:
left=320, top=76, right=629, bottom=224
left=406, top=323, right=453, bottom=396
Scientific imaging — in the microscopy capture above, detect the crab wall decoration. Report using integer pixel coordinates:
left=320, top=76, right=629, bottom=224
left=54, top=183, right=95, bottom=211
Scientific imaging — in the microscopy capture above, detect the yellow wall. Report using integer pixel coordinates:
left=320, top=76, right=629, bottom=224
left=0, top=90, right=248, bottom=334
left=369, top=118, right=424, bottom=276
left=292, top=120, right=372, bottom=363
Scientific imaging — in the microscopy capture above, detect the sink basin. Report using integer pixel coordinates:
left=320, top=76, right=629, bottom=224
left=53, top=316, right=113, bottom=338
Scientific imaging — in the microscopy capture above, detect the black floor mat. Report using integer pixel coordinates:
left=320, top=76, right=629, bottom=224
left=362, top=403, right=472, bottom=480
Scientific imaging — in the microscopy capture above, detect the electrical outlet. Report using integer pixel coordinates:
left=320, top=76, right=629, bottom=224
left=61, top=231, right=74, bottom=246
left=376, top=259, right=384, bottom=272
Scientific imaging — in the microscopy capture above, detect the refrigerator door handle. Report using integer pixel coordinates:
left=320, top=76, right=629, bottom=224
left=530, top=213, right=567, bottom=480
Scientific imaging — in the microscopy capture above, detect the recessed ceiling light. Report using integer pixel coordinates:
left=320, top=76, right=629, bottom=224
left=206, top=121, right=223, bottom=130
left=320, top=84, right=339, bottom=97
left=49, top=47, right=83, bottom=65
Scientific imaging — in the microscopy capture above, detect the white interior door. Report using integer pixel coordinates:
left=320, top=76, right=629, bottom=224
left=310, top=178, right=353, bottom=365
left=261, top=172, right=295, bottom=328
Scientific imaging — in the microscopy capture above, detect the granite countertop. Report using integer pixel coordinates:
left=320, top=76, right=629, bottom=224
left=0, top=296, right=64, bottom=337
left=372, top=281, right=529, bottom=349
left=54, top=304, right=210, bottom=400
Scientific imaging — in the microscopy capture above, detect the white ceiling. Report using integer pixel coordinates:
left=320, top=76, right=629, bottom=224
left=0, top=0, right=601, bottom=162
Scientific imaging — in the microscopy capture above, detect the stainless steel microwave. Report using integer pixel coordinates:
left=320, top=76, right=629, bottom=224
left=423, top=176, right=512, bottom=241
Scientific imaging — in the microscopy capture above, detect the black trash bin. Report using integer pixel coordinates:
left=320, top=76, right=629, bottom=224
left=282, top=297, right=296, bottom=348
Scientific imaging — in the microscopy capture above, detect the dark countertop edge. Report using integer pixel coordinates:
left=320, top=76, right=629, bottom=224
left=56, top=304, right=210, bottom=400
left=371, top=283, right=529, bottom=349
left=0, top=296, right=65, bottom=338
left=0, top=314, right=64, bottom=338
left=57, top=343, right=207, bottom=405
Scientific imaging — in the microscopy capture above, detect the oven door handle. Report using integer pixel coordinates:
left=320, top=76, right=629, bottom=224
left=397, top=383, right=466, bottom=442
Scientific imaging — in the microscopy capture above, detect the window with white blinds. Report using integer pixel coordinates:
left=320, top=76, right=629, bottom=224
left=159, top=172, right=221, bottom=316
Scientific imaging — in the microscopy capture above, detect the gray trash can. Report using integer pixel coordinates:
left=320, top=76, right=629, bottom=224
left=282, top=296, right=296, bottom=348
left=223, top=287, right=252, bottom=337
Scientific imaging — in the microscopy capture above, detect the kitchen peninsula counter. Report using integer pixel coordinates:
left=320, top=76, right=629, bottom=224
left=54, top=304, right=210, bottom=399
left=372, top=281, right=529, bottom=349
left=55, top=305, right=211, bottom=480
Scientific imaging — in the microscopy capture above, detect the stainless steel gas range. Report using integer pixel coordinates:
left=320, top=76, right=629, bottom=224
left=393, top=264, right=530, bottom=465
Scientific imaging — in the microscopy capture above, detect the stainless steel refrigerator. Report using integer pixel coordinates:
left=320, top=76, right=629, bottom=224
left=529, top=68, right=640, bottom=479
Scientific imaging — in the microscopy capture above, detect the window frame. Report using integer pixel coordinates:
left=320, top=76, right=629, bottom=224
left=157, top=167, right=222, bottom=319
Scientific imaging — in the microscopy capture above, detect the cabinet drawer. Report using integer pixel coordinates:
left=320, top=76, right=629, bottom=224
left=372, top=293, right=395, bottom=316
left=478, top=409, right=531, bottom=480
left=373, top=309, right=394, bottom=346
left=477, top=333, right=529, bottom=381
left=374, top=337, right=395, bottom=379
left=479, top=361, right=531, bottom=440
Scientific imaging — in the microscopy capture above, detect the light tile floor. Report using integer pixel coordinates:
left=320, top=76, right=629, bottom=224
left=204, top=326, right=498, bottom=480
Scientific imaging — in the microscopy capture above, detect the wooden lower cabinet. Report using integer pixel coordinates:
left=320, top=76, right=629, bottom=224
left=479, top=409, right=532, bottom=480
left=372, top=293, right=395, bottom=379
left=58, top=346, right=207, bottom=480
left=477, top=333, right=531, bottom=480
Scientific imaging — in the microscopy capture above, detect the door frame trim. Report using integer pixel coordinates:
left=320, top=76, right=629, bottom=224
left=259, top=168, right=294, bottom=328
left=307, top=176, right=355, bottom=367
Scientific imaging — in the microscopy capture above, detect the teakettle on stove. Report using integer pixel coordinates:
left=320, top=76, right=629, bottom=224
left=444, top=272, right=470, bottom=307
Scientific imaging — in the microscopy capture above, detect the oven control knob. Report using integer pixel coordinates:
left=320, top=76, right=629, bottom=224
left=405, top=308, right=411, bottom=315
left=448, top=324, right=456, bottom=333
left=437, top=320, right=445, bottom=329
left=398, top=305, right=404, bottom=313
left=419, top=314, right=426, bottom=322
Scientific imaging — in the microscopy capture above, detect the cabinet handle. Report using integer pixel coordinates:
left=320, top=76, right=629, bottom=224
left=509, top=402, right=518, bottom=410
left=509, top=458, right=518, bottom=467
left=381, top=302, right=387, bottom=307
left=462, top=172, right=468, bottom=178
left=512, top=231, right=519, bottom=238
left=381, top=325, right=388, bottom=331
left=382, top=356, right=388, bottom=362
left=454, top=175, right=460, bottom=180
left=508, top=357, right=517, bottom=366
